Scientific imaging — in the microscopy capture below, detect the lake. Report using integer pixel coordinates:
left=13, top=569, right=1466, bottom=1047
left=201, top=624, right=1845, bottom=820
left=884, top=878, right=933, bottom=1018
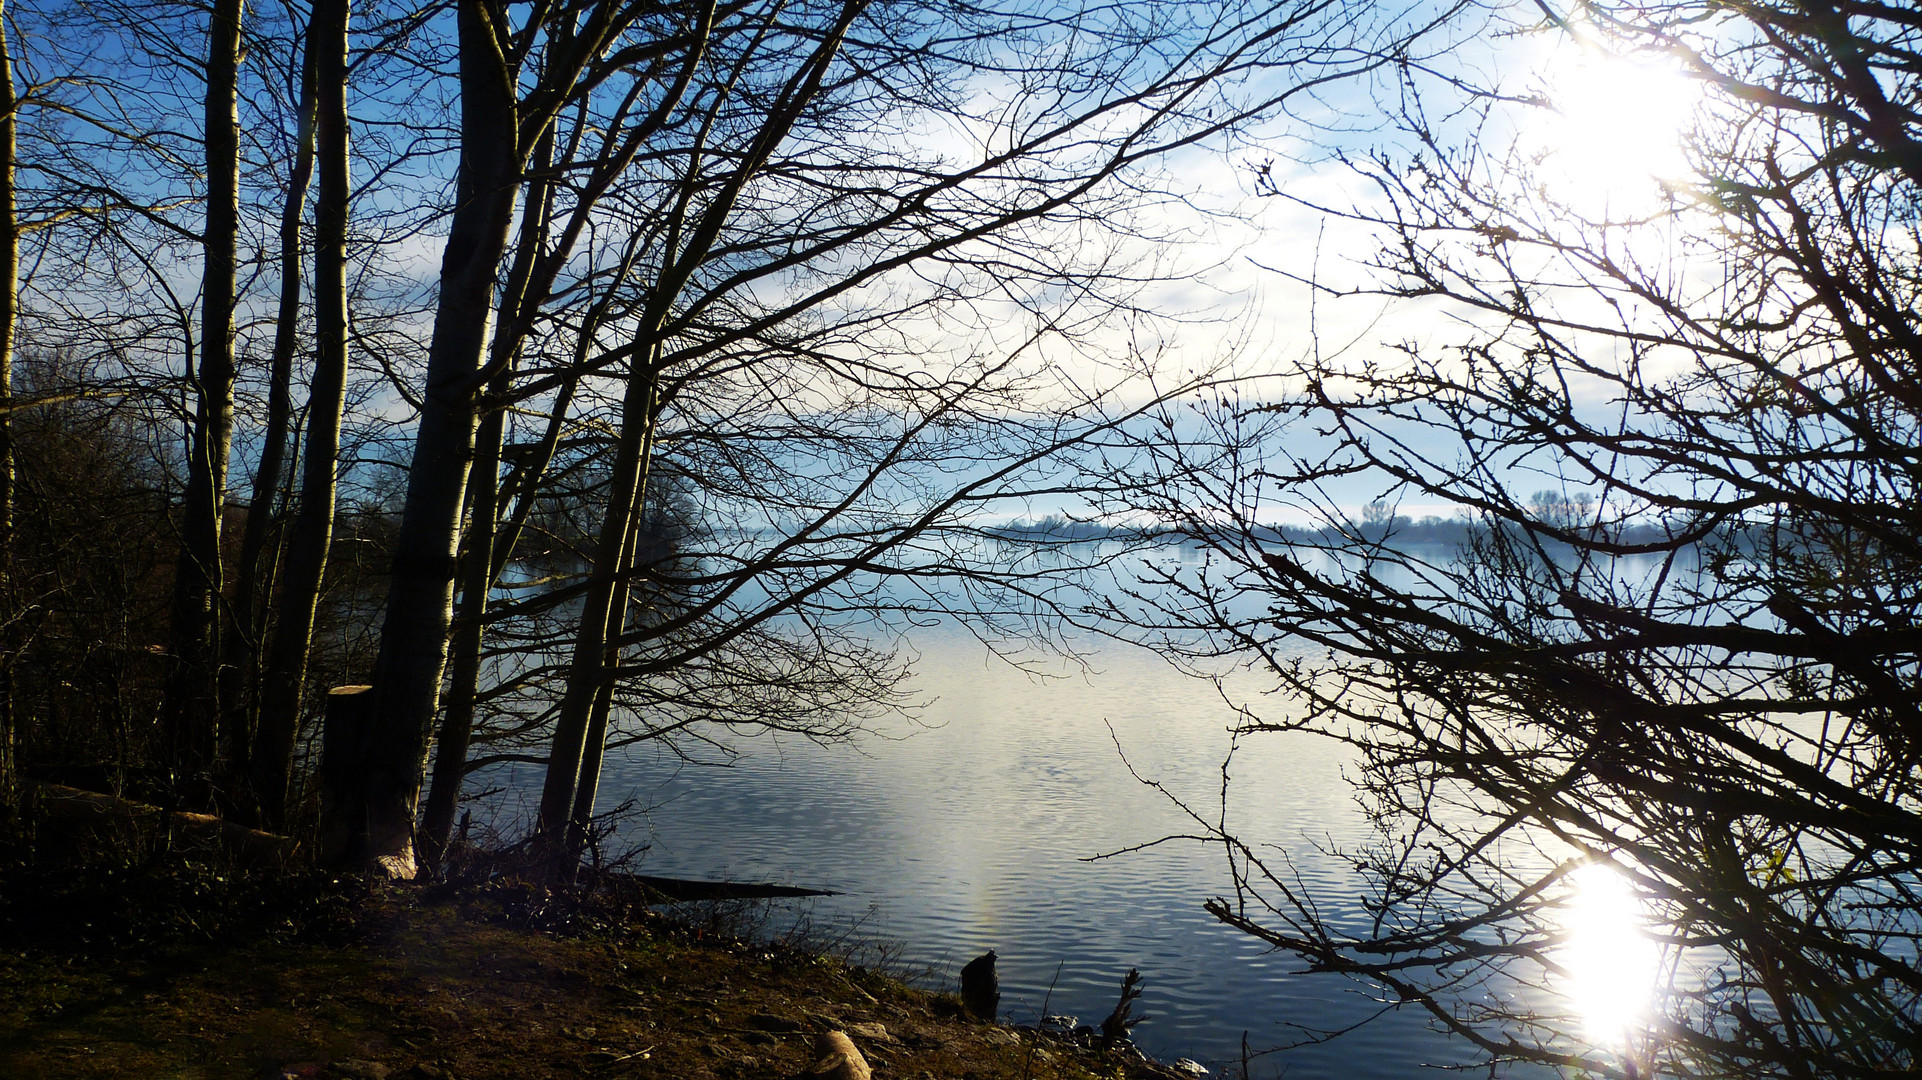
left=490, top=617, right=1508, bottom=1077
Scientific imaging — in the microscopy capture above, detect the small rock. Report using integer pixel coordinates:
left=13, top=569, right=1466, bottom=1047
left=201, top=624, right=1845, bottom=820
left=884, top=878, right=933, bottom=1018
left=1173, top=1058, right=1208, bottom=1077
left=740, top=1030, right=780, bottom=1046
left=806, top=1030, right=872, bottom=1080
left=847, top=1021, right=896, bottom=1044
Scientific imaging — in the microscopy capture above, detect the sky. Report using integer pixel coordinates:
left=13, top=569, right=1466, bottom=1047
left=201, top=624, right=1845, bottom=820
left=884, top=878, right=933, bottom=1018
left=17, top=0, right=1722, bottom=531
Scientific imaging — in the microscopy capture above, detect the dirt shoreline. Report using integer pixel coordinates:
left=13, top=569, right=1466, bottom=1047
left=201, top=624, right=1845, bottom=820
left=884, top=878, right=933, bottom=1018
left=0, top=875, right=1204, bottom=1080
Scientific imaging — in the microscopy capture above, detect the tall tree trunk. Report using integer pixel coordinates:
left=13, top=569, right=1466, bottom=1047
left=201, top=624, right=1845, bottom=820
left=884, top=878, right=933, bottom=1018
left=416, top=402, right=501, bottom=869
left=536, top=359, right=657, bottom=866
left=420, top=127, right=555, bottom=867
left=344, top=0, right=518, bottom=875
left=565, top=473, right=655, bottom=871
left=224, top=36, right=320, bottom=792
left=251, top=0, right=348, bottom=830
left=0, top=3, right=17, bottom=809
left=163, top=0, right=246, bottom=800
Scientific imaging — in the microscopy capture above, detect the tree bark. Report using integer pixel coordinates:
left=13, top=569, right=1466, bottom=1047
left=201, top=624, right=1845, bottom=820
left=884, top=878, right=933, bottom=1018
left=420, top=126, right=553, bottom=867
left=416, top=406, right=500, bottom=869
left=315, top=683, right=372, bottom=866
left=162, top=0, right=245, bottom=800
left=224, top=33, right=320, bottom=788
left=347, top=0, right=519, bottom=875
left=535, top=353, right=656, bottom=866
left=562, top=391, right=657, bottom=872
left=0, top=3, right=17, bottom=809
left=251, top=0, right=349, bottom=830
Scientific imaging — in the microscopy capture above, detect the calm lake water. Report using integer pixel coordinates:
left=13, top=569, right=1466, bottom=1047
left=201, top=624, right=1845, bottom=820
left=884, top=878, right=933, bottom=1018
left=492, top=619, right=1504, bottom=1077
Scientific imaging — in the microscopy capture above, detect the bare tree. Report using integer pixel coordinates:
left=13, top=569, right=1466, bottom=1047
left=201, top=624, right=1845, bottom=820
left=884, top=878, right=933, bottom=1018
left=0, top=0, right=18, bottom=807
left=250, top=0, right=350, bottom=829
left=223, top=20, right=318, bottom=789
left=354, top=0, right=1460, bottom=878
left=1105, top=0, right=1922, bottom=1075
left=0, top=0, right=427, bottom=819
left=415, top=119, right=559, bottom=866
left=345, top=0, right=684, bottom=874
left=160, top=0, right=247, bottom=795
left=530, top=0, right=867, bottom=873
left=0, top=0, right=1453, bottom=879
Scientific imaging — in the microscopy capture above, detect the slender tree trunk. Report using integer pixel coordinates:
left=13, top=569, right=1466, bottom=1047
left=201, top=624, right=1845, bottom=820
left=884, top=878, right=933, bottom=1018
left=0, top=4, right=17, bottom=809
left=420, top=128, right=555, bottom=867
left=163, top=0, right=246, bottom=800
left=567, top=671, right=620, bottom=871
left=416, top=411, right=500, bottom=868
left=344, top=0, right=518, bottom=875
left=224, top=37, right=320, bottom=791
left=536, top=360, right=657, bottom=865
left=251, top=0, right=348, bottom=830
left=564, top=477, right=654, bottom=871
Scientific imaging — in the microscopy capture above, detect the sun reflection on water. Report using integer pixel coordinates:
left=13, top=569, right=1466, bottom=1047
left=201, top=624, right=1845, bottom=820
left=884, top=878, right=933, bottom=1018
left=1560, top=862, right=1663, bottom=1047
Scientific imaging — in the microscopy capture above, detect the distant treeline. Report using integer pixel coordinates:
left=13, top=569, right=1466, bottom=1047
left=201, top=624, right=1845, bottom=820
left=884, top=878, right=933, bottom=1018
left=992, top=512, right=1695, bottom=550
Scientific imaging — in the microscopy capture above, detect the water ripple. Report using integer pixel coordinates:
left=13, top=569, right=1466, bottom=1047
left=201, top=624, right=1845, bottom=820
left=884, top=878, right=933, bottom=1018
left=489, top=630, right=1510, bottom=1076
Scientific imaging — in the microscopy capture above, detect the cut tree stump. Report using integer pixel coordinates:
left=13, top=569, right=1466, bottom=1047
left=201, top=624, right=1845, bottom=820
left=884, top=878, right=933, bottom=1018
left=317, top=684, right=415, bottom=879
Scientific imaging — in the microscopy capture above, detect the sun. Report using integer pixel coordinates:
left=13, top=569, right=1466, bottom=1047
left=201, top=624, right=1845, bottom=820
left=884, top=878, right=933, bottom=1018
left=1530, top=42, right=1701, bottom=209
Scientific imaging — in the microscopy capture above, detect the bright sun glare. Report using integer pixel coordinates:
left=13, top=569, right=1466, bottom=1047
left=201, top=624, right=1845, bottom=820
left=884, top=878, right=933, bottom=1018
left=1534, top=45, right=1701, bottom=207
left=1560, top=862, right=1663, bottom=1045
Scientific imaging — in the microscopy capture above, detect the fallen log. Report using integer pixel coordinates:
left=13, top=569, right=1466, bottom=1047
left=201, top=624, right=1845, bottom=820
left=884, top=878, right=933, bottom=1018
left=623, top=873, right=837, bottom=901
left=23, top=781, right=299, bottom=865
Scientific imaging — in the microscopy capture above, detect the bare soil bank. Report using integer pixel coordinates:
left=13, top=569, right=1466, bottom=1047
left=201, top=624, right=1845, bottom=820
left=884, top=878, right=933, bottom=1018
left=0, top=871, right=1199, bottom=1080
